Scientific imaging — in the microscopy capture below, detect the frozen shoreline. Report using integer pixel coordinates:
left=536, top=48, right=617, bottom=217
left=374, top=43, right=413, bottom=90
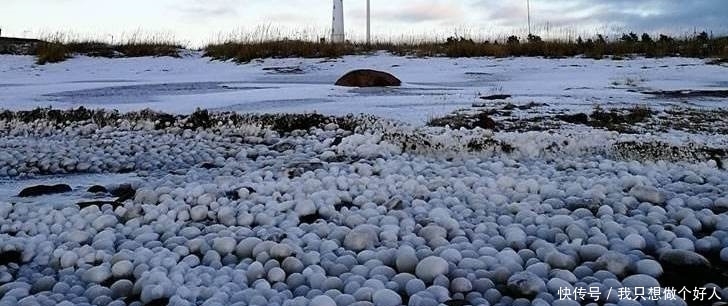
left=1, top=54, right=728, bottom=305
left=0, top=109, right=727, bottom=305
left=2, top=53, right=727, bottom=124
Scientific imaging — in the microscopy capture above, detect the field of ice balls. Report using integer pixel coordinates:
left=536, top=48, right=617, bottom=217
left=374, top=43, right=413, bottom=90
left=1, top=111, right=728, bottom=306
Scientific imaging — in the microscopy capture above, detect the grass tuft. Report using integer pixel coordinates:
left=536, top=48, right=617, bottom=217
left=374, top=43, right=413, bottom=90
left=29, top=32, right=182, bottom=64
left=36, top=42, right=70, bottom=65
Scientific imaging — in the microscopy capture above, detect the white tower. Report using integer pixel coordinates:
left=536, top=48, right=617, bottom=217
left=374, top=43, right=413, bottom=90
left=366, top=0, right=371, bottom=44
left=332, top=0, right=345, bottom=43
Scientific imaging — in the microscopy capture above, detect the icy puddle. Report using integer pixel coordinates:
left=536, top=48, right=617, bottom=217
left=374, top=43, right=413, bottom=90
left=0, top=173, right=140, bottom=205
left=45, top=82, right=273, bottom=105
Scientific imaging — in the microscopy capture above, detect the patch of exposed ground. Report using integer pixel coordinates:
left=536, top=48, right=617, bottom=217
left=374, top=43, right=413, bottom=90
left=644, top=89, right=728, bottom=99
left=435, top=101, right=728, bottom=135
left=427, top=103, right=728, bottom=165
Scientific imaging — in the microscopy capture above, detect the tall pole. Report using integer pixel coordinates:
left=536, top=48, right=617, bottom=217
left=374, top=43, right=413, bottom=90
left=366, top=0, right=371, bottom=45
left=527, top=0, right=531, bottom=35
left=332, top=0, right=345, bottom=43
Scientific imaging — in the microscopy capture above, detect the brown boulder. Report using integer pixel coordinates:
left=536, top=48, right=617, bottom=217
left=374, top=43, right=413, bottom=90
left=335, top=69, right=401, bottom=87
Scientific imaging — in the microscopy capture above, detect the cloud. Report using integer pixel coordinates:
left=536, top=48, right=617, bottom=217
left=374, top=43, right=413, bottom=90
left=371, top=2, right=465, bottom=23
left=173, top=0, right=240, bottom=19
left=473, top=0, right=728, bottom=34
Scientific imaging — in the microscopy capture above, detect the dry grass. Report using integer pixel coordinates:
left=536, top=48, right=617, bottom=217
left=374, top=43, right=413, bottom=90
left=33, top=32, right=182, bottom=65
left=29, top=29, right=728, bottom=64
left=36, top=42, right=70, bottom=65
left=205, top=32, right=728, bottom=62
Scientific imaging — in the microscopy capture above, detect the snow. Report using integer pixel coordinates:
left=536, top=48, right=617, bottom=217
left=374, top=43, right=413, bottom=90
left=2, top=53, right=728, bottom=306
left=2, top=52, right=727, bottom=125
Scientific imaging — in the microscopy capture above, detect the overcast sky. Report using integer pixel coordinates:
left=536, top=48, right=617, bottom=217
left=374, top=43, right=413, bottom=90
left=1, top=0, right=726, bottom=46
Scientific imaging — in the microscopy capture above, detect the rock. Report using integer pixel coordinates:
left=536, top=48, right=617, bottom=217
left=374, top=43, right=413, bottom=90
left=267, top=267, right=286, bottom=283
left=595, top=251, right=631, bottom=276
left=396, top=247, right=419, bottom=273
left=659, top=249, right=710, bottom=268
left=451, top=277, right=473, bottom=293
left=111, top=260, right=133, bottom=278
left=310, top=295, right=337, bottom=306
left=269, top=243, right=293, bottom=259
left=635, top=259, right=663, bottom=278
left=415, top=256, right=449, bottom=283
left=110, top=184, right=136, bottom=202
left=507, top=271, right=546, bottom=297
left=480, top=94, right=512, bottom=100
left=295, top=199, right=316, bottom=217
left=30, top=276, right=55, bottom=293
left=629, top=185, right=665, bottom=204
left=92, top=215, right=118, bottom=230
left=87, top=185, right=108, bottom=193
left=217, top=206, right=236, bottom=226
left=545, top=252, right=576, bottom=270
left=18, top=184, right=72, bottom=197
left=77, top=200, right=122, bottom=210
left=59, top=251, right=78, bottom=268
left=624, top=234, right=646, bottom=250
left=236, top=237, right=263, bottom=258
left=622, top=274, right=660, bottom=288
left=110, top=279, right=134, bottom=299
left=546, top=278, right=573, bottom=295
left=419, top=225, right=447, bottom=241
left=0, top=250, right=23, bottom=266
left=344, top=224, right=380, bottom=251
left=190, top=205, right=208, bottom=221
left=714, top=197, right=728, bottom=213
left=282, top=257, right=304, bottom=274
left=212, top=237, right=236, bottom=255
left=373, top=289, right=402, bottom=306
left=335, top=69, right=402, bottom=87
left=83, top=266, right=112, bottom=284
left=578, top=244, right=608, bottom=262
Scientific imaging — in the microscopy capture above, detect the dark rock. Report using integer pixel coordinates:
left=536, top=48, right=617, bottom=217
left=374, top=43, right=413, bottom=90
left=199, top=162, right=221, bottom=169
left=657, top=249, right=719, bottom=288
left=644, top=89, right=728, bottom=99
left=271, top=141, right=296, bottom=152
left=384, top=197, right=404, bottom=210
left=475, top=113, right=496, bottom=130
left=224, top=191, right=240, bottom=200
left=286, top=161, right=324, bottom=179
left=262, top=66, right=304, bottom=74
left=558, top=113, right=589, bottom=125
left=110, top=184, right=136, bottom=202
left=18, top=184, right=72, bottom=197
left=659, top=249, right=710, bottom=269
left=334, top=201, right=356, bottom=211
left=87, top=185, right=108, bottom=193
left=480, top=94, right=512, bottom=100
left=335, top=69, right=401, bottom=87
left=299, top=212, right=324, bottom=224
left=144, top=297, right=170, bottom=306
left=444, top=300, right=470, bottom=306
left=269, top=113, right=329, bottom=134
left=77, top=200, right=122, bottom=209
left=0, top=250, right=23, bottom=266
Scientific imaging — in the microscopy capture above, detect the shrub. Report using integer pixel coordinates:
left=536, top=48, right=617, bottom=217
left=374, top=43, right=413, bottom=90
left=36, top=42, right=70, bottom=65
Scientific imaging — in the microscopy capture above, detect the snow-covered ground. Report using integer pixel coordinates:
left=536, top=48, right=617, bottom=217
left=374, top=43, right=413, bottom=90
left=2, top=52, right=727, bottom=124
left=1, top=53, right=728, bottom=306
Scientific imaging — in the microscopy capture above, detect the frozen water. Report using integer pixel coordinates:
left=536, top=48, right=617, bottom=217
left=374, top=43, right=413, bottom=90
left=2, top=53, right=727, bottom=305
